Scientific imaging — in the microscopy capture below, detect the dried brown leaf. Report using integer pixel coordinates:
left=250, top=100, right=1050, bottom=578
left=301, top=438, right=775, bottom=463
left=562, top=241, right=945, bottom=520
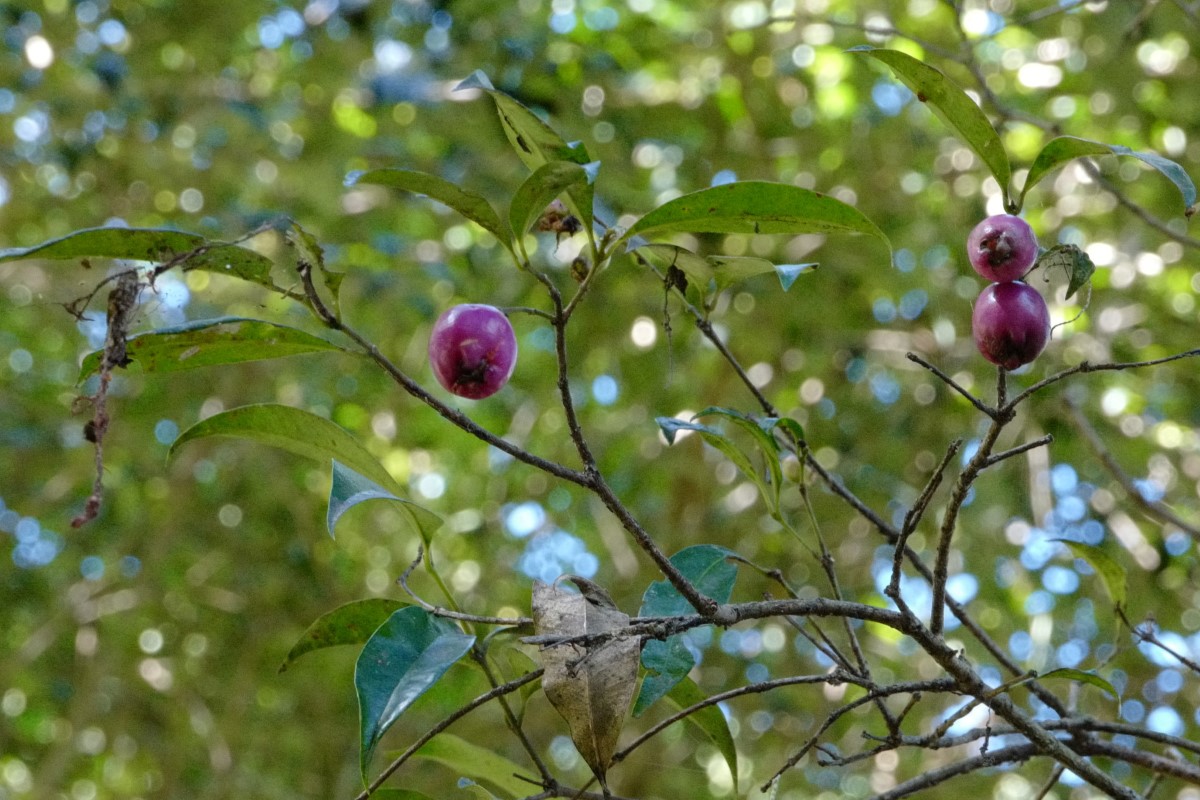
left=532, top=578, right=639, bottom=789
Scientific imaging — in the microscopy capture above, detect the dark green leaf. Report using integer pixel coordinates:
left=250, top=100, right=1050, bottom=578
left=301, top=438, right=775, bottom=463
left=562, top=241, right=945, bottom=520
left=634, top=546, right=738, bottom=715
left=1039, top=668, right=1119, bottom=700
left=279, top=598, right=408, bottom=673
left=632, top=635, right=694, bottom=717
left=852, top=47, right=1011, bottom=198
left=348, top=168, right=511, bottom=248
left=1034, top=244, right=1095, bottom=300
left=0, top=226, right=275, bottom=287
left=286, top=221, right=343, bottom=319
left=77, top=317, right=344, bottom=381
left=1020, top=135, right=1197, bottom=213
left=169, top=404, right=403, bottom=495
left=413, top=733, right=532, bottom=799
left=328, top=460, right=443, bottom=543
left=621, top=181, right=890, bottom=257
left=664, top=677, right=738, bottom=789
left=357, top=608, right=475, bottom=781
left=1057, top=540, right=1127, bottom=610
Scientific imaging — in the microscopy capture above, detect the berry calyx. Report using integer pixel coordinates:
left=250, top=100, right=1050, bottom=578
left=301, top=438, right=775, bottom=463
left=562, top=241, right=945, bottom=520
left=972, top=281, right=1050, bottom=370
left=967, top=214, right=1038, bottom=282
left=428, top=304, right=518, bottom=399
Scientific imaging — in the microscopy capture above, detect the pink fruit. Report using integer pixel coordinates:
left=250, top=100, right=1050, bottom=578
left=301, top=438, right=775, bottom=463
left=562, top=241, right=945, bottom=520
left=967, top=215, right=1038, bottom=282
left=972, top=282, right=1050, bottom=370
left=428, top=304, right=518, bottom=399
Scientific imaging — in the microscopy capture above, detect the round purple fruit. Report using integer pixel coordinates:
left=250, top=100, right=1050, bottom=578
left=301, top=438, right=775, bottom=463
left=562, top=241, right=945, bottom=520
left=428, top=304, right=518, bottom=399
left=967, top=214, right=1038, bottom=282
left=972, top=281, right=1050, bottom=370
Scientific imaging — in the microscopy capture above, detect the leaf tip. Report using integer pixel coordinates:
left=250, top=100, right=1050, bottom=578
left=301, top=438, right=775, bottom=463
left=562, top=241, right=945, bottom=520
left=343, top=170, right=365, bottom=188
left=455, top=70, right=493, bottom=92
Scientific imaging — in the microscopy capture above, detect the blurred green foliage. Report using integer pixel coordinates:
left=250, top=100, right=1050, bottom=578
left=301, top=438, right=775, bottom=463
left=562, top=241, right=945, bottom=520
left=1, top=1, right=1198, bottom=799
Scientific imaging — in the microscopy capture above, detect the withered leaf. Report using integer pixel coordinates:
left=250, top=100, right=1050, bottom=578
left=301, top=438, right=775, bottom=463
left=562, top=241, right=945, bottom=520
left=532, top=577, right=639, bottom=789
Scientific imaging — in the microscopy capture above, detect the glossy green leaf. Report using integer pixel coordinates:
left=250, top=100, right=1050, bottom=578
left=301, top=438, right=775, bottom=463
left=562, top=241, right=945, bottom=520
left=1035, top=244, right=1095, bottom=300
left=279, top=598, right=408, bottom=673
left=77, top=317, right=344, bottom=381
left=852, top=47, right=1011, bottom=198
left=621, top=181, right=890, bottom=257
left=169, top=404, right=402, bottom=495
left=1020, top=135, right=1198, bottom=213
left=1039, top=668, right=1119, bottom=701
left=508, top=160, right=593, bottom=244
left=634, top=546, right=738, bottom=715
left=413, top=733, right=532, bottom=799
left=1057, top=540, right=1127, bottom=610
left=0, top=226, right=275, bottom=287
left=328, top=460, right=443, bottom=543
left=664, top=677, right=738, bottom=790
left=357, top=608, right=475, bottom=782
left=348, top=168, right=511, bottom=248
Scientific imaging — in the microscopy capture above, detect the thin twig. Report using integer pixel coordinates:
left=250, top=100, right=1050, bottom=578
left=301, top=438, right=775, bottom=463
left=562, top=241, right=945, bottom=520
left=906, top=352, right=997, bottom=418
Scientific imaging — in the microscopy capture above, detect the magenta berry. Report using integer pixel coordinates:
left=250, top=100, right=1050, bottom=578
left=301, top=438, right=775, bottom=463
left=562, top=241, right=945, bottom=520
left=972, top=282, right=1050, bottom=370
left=967, top=215, right=1038, bottom=282
left=428, top=304, right=518, bottom=399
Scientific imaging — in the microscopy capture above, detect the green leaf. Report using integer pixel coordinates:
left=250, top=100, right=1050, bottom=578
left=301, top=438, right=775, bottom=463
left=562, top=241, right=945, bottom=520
left=1020, top=135, right=1198, bottom=213
left=852, top=47, right=1011, bottom=199
left=169, top=403, right=402, bottom=495
left=454, top=779, right=502, bottom=800
left=456, top=71, right=591, bottom=170
left=621, top=181, right=890, bottom=257
left=348, top=168, right=511, bottom=249
left=1057, top=540, right=1127, bottom=610
left=357, top=608, right=475, bottom=782
left=1039, top=668, right=1119, bottom=701
left=456, top=71, right=596, bottom=236
left=77, top=317, right=344, bottom=381
left=634, top=244, right=716, bottom=288
left=328, top=460, right=443, bottom=544
left=365, top=791, right=436, bottom=800
left=508, top=160, right=593, bottom=244
left=634, top=545, right=738, bottom=715
left=664, top=677, right=738, bottom=790
left=412, top=733, right=532, bottom=799
left=279, top=598, right=408, bottom=673
left=1034, top=244, right=1095, bottom=300
left=0, top=226, right=275, bottom=287
left=657, top=416, right=764, bottom=506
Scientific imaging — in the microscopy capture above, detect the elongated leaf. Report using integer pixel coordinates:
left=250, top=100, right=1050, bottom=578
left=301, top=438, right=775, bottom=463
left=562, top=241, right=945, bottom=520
left=287, top=221, right=344, bottom=319
left=169, top=403, right=402, bottom=494
left=0, top=226, right=275, bottom=287
left=634, top=244, right=716, bottom=288
left=348, top=168, right=511, bottom=248
left=78, top=317, right=344, bottom=380
left=328, top=460, right=442, bottom=543
left=532, top=579, right=638, bottom=789
left=634, top=546, right=737, bottom=715
left=280, top=598, right=407, bottom=673
left=413, top=734, right=533, bottom=799
left=1039, top=667, right=1119, bottom=700
left=456, top=71, right=596, bottom=234
left=356, top=607, right=475, bottom=781
left=657, top=415, right=772, bottom=514
left=1034, top=244, right=1095, bottom=300
left=697, top=406, right=785, bottom=507
left=621, top=181, right=890, bottom=256
left=665, top=677, right=738, bottom=790
left=454, top=779, right=502, bottom=800
left=508, top=161, right=593, bottom=243
left=852, top=47, right=1011, bottom=198
left=1019, top=135, right=1198, bottom=212
left=456, top=71, right=590, bottom=170
left=366, top=791, right=436, bottom=800
left=1057, top=540, right=1127, bottom=610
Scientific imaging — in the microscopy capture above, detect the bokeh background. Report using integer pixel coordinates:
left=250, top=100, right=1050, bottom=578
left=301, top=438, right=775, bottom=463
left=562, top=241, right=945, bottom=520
left=1, top=1, right=1198, bottom=798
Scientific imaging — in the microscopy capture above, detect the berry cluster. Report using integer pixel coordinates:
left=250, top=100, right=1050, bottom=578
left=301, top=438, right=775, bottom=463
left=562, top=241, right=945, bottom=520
left=967, top=215, right=1050, bottom=370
